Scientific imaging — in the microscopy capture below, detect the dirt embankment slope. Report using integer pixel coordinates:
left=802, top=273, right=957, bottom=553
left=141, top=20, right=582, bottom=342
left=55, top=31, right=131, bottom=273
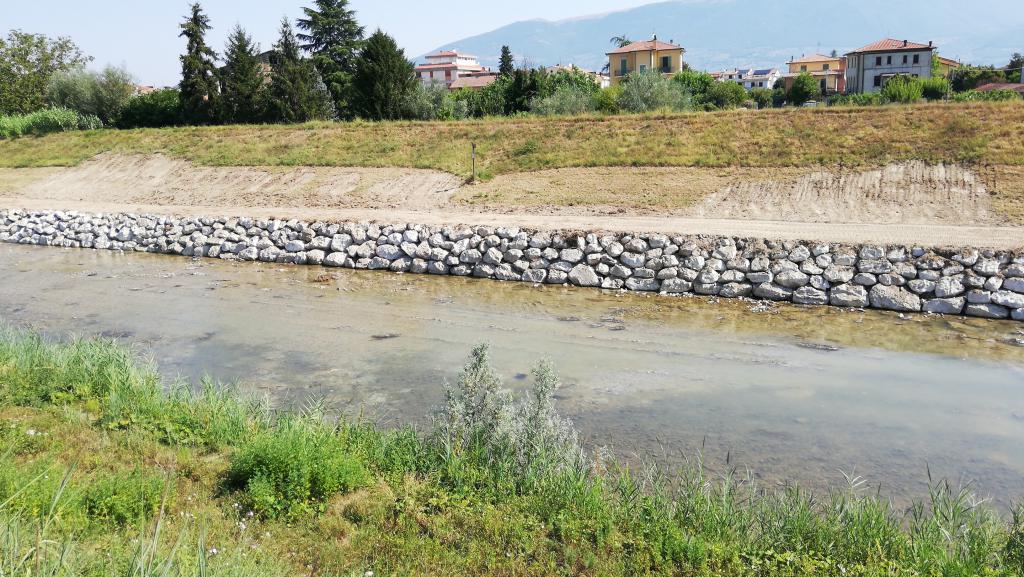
left=2, top=153, right=1023, bottom=248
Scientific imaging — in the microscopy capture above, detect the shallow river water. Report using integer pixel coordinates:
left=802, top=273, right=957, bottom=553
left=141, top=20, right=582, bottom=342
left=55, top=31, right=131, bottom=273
left=2, top=244, right=1024, bottom=506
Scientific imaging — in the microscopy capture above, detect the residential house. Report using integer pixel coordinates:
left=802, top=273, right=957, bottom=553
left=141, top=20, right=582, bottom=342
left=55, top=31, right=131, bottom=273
left=606, top=37, right=685, bottom=86
left=845, top=38, right=936, bottom=94
left=783, top=53, right=846, bottom=95
left=714, top=68, right=781, bottom=90
left=934, top=56, right=961, bottom=78
left=449, top=71, right=500, bottom=91
left=416, top=50, right=489, bottom=87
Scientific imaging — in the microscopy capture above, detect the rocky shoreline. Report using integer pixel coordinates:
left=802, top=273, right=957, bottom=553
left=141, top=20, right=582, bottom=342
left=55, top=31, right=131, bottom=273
left=3, top=209, right=1023, bottom=322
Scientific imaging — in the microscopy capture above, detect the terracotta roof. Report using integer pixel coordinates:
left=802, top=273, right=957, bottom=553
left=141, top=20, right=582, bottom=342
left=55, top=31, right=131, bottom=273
left=449, top=75, right=498, bottom=90
left=936, top=56, right=960, bottom=67
left=607, top=40, right=683, bottom=55
left=847, top=38, right=934, bottom=54
left=788, top=53, right=839, bottom=64
left=426, top=50, right=477, bottom=59
left=976, top=83, right=1024, bottom=94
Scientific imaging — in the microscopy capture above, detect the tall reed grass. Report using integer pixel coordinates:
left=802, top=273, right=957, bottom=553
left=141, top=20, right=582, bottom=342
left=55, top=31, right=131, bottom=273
left=0, top=108, right=102, bottom=139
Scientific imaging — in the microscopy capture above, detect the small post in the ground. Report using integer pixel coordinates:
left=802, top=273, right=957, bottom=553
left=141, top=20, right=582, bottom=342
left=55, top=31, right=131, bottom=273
left=471, top=142, right=477, bottom=183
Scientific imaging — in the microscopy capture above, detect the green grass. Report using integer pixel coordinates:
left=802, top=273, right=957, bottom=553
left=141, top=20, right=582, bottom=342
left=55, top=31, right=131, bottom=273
left=0, top=102, right=1021, bottom=179
left=1, top=325, right=1023, bottom=576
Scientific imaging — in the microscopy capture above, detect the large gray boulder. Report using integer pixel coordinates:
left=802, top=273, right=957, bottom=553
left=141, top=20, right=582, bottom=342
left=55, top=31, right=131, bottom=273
left=923, top=297, right=966, bottom=315
left=830, top=284, right=869, bottom=308
left=869, top=285, right=922, bottom=312
left=568, top=264, right=601, bottom=287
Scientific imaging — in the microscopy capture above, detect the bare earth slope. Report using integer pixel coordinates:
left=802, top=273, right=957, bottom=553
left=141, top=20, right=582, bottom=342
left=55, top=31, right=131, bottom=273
left=2, top=153, right=1022, bottom=248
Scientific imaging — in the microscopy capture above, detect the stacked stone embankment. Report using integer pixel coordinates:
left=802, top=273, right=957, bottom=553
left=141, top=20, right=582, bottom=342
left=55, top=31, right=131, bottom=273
left=2, top=209, right=1023, bottom=321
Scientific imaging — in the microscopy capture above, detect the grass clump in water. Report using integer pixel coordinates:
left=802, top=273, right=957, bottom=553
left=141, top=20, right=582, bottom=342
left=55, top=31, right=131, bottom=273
left=1, top=325, right=1023, bottom=576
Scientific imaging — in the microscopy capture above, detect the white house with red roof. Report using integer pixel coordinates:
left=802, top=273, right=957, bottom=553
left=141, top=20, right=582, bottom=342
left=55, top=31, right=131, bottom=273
left=415, top=50, right=490, bottom=87
left=845, top=38, right=936, bottom=94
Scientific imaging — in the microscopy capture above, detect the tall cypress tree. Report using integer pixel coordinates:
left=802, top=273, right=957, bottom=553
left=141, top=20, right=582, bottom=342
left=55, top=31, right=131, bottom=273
left=178, top=3, right=219, bottom=124
left=220, top=25, right=267, bottom=123
left=499, top=46, right=514, bottom=77
left=296, top=0, right=365, bottom=117
left=351, top=30, right=416, bottom=120
left=268, top=17, right=336, bottom=123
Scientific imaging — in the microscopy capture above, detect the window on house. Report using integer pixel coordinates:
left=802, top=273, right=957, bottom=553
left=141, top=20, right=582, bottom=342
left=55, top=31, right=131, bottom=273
left=887, top=56, right=892, bottom=65
left=873, top=75, right=882, bottom=87
left=876, top=56, right=882, bottom=66
left=822, top=64, right=829, bottom=71
left=619, top=58, right=627, bottom=76
left=639, top=64, right=647, bottom=72
left=660, top=55, right=671, bottom=73
left=913, top=54, right=920, bottom=64
left=801, top=65, right=807, bottom=71
left=445, top=70, right=451, bottom=80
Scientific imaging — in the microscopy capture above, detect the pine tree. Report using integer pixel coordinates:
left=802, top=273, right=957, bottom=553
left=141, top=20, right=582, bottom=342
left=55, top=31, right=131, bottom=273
left=351, top=30, right=416, bottom=120
left=220, top=25, right=267, bottom=123
left=178, top=3, right=219, bottom=124
left=268, top=17, right=336, bottom=123
left=297, top=0, right=365, bottom=117
left=499, top=46, right=514, bottom=76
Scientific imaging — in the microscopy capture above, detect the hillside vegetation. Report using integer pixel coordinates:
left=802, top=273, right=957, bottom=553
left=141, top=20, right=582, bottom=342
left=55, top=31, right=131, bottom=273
left=2, top=326, right=1024, bottom=576
left=0, top=102, right=1021, bottom=180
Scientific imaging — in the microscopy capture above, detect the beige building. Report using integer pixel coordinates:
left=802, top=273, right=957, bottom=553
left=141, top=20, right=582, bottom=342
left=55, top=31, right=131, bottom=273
left=783, top=53, right=847, bottom=95
left=606, top=37, right=685, bottom=86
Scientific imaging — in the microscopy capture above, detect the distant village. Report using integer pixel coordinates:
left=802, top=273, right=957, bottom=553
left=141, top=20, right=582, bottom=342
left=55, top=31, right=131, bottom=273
left=415, top=36, right=1024, bottom=100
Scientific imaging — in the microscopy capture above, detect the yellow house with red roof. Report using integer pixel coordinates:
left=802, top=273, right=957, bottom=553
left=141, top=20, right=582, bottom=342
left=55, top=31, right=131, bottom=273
left=606, top=37, right=685, bottom=86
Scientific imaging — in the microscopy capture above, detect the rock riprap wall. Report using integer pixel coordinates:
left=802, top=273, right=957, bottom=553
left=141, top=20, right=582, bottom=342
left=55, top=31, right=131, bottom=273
left=3, top=209, right=1023, bottom=322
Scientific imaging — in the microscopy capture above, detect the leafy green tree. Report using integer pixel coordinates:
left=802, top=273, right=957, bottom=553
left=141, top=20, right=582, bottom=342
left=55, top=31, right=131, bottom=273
left=1008, top=52, right=1024, bottom=83
left=220, top=25, right=267, bottom=123
left=921, top=76, right=950, bottom=101
left=351, top=30, right=417, bottom=120
left=950, top=66, right=1005, bottom=92
left=749, top=87, right=773, bottom=109
left=617, top=71, right=690, bottom=113
left=297, top=0, right=365, bottom=117
left=499, top=45, right=514, bottom=77
left=268, top=18, right=337, bottom=123
left=0, top=30, right=91, bottom=115
left=672, top=69, right=714, bottom=103
left=548, top=67, right=598, bottom=94
left=178, top=3, right=220, bottom=124
left=705, top=81, right=747, bottom=109
left=47, top=64, right=135, bottom=125
left=786, top=72, right=818, bottom=105
left=504, top=68, right=552, bottom=114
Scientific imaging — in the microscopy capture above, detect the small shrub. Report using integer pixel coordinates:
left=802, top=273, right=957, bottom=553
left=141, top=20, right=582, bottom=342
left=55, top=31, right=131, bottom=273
left=952, top=89, right=1021, bottom=102
left=47, top=65, right=136, bottom=125
left=405, top=82, right=469, bottom=121
left=80, top=469, right=166, bottom=527
left=224, top=414, right=369, bottom=518
left=921, top=77, right=951, bottom=101
left=594, top=86, right=620, bottom=114
left=787, top=72, right=819, bottom=105
left=881, top=75, right=924, bottom=104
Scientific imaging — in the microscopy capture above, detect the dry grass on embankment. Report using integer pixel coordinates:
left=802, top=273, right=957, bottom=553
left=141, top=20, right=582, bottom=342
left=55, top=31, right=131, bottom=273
left=0, top=102, right=1021, bottom=180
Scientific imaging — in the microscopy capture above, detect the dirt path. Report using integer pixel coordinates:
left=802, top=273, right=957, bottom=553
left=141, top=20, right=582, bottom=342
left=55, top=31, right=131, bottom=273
left=1, top=154, right=1022, bottom=248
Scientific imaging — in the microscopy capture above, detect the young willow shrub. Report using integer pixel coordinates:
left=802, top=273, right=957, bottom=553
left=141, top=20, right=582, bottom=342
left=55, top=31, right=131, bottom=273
left=405, top=82, right=469, bottom=121
left=921, top=76, right=951, bottom=101
left=530, top=85, right=597, bottom=116
left=435, top=344, right=585, bottom=482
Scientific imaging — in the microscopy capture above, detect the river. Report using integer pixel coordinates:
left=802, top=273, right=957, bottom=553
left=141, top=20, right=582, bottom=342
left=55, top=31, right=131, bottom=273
left=2, top=244, right=1023, bottom=507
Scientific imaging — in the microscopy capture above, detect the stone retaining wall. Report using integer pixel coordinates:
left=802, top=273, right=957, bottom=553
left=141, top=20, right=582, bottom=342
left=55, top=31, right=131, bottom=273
left=3, top=209, right=1023, bottom=322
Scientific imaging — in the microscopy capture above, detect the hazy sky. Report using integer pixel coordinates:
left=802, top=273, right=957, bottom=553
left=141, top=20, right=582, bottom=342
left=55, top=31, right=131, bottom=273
left=6, top=0, right=654, bottom=86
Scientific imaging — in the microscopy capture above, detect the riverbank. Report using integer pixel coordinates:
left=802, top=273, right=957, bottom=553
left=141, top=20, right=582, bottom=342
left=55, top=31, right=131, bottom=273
left=2, top=326, right=1022, bottom=576
left=4, top=209, right=1024, bottom=321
